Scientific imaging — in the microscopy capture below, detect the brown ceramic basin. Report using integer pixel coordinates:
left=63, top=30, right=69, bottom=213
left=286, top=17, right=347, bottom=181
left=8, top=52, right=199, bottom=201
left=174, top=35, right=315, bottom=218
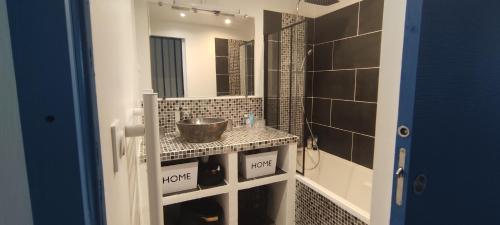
left=176, top=118, right=228, bottom=143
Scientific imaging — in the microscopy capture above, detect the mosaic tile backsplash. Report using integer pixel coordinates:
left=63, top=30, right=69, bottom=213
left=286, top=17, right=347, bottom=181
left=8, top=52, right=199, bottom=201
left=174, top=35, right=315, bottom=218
left=296, top=181, right=367, bottom=225
left=158, top=97, right=263, bottom=133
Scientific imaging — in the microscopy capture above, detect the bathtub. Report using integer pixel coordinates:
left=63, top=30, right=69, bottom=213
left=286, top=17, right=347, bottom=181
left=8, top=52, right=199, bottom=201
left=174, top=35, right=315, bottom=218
left=296, top=149, right=373, bottom=224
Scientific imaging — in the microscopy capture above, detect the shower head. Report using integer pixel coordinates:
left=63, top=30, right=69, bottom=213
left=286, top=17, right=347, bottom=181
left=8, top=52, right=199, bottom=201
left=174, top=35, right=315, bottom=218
left=304, top=0, right=339, bottom=6
left=298, top=49, right=313, bottom=72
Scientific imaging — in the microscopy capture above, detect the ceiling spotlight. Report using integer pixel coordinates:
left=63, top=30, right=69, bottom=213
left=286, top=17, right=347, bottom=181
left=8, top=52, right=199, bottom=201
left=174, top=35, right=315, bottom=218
left=224, top=18, right=231, bottom=24
left=180, top=12, right=186, bottom=17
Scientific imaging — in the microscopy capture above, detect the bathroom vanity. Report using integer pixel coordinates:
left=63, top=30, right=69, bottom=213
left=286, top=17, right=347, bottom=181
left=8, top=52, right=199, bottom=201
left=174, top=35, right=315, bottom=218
left=140, top=126, right=297, bottom=225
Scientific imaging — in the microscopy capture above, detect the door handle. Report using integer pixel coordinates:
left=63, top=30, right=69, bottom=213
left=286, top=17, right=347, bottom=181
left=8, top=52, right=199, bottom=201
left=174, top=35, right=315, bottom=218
left=395, top=167, right=404, bottom=178
left=395, top=148, right=407, bottom=206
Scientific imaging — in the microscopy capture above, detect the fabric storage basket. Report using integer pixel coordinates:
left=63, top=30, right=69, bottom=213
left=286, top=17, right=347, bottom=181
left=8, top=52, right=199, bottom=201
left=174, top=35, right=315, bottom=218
left=161, top=159, right=199, bottom=194
left=241, top=150, right=278, bottom=179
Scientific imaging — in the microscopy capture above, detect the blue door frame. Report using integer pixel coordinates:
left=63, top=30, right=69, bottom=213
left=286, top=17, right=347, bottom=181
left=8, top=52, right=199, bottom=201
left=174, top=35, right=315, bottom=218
left=389, top=0, right=423, bottom=224
left=6, top=1, right=106, bottom=225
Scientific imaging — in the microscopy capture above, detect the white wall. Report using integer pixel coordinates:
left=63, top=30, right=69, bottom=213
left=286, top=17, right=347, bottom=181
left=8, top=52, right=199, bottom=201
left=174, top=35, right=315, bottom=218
left=150, top=20, right=253, bottom=97
left=135, top=0, right=152, bottom=92
left=89, top=0, right=144, bottom=224
left=0, top=1, right=34, bottom=224
left=371, top=0, right=407, bottom=225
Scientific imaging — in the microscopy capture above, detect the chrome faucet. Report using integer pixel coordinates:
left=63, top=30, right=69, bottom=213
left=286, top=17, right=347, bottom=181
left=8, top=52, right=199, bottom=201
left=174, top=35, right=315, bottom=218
left=175, top=108, right=191, bottom=133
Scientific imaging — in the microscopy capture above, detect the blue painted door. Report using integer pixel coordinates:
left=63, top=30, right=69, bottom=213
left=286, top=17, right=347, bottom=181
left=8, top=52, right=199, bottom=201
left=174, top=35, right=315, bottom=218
left=390, top=1, right=500, bottom=224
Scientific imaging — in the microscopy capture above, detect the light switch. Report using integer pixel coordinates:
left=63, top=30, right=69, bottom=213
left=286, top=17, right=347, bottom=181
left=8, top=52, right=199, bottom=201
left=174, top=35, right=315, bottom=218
left=110, top=120, right=124, bottom=173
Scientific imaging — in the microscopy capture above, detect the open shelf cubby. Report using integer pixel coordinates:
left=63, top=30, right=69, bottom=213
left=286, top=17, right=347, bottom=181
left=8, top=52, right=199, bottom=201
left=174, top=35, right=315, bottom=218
left=140, top=142, right=296, bottom=225
left=162, top=154, right=230, bottom=206
left=238, top=182, right=288, bottom=225
left=164, top=194, right=229, bottom=225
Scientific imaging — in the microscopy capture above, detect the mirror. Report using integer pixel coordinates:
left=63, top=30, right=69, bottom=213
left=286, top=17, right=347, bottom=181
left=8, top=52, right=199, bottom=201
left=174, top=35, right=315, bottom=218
left=146, top=2, right=255, bottom=98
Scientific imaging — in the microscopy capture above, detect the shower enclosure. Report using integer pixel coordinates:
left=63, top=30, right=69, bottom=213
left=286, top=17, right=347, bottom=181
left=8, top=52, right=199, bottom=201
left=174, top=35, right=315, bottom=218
left=264, top=20, right=310, bottom=174
left=264, top=18, right=373, bottom=223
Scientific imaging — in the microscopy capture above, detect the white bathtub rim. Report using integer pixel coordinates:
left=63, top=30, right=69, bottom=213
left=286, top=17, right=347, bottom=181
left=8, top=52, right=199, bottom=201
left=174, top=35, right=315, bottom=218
left=296, top=175, right=370, bottom=224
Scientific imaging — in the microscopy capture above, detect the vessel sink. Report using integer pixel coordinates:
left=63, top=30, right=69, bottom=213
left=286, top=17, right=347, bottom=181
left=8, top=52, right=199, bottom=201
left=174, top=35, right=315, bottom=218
left=176, top=118, right=228, bottom=143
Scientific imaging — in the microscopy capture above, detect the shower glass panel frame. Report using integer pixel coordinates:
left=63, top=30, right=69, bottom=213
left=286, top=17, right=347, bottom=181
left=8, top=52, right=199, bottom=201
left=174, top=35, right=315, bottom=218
left=264, top=20, right=310, bottom=174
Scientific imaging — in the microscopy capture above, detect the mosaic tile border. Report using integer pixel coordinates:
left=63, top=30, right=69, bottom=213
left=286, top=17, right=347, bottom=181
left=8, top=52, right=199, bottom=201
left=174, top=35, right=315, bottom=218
left=141, top=127, right=298, bottom=162
left=158, top=97, right=263, bottom=133
left=296, top=180, right=368, bottom=225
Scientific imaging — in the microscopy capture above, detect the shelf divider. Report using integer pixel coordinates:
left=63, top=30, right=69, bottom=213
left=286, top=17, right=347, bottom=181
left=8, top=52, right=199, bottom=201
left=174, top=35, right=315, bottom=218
left=162, top=181, right=230, bottom=206
left=237, top=169, right=288, bottom=190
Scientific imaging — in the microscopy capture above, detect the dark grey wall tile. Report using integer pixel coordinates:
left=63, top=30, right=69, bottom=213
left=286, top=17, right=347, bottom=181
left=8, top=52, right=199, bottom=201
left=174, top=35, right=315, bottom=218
left=265, top=98, right=279, bottom=127
left=303, top=1, right=383, bottom=170
left=359, top=0, right=384, bottom=34
left=312, top=98, right=331, bottom=125
left=246, top=60, right=254, bottom=76
left=313, top=70, right=355, bottom=100
left=246, top=44, right=254, bottom=58
left=313, top=124, right=352, bottom=161
left=333, top=32, right=381, bottom=69
left=216, top=75, right=229, bottom=93
left=216, top=57, right=228, bottom=74
left=314, top=42, right=333, bottom=71
left=268, top=42, right=281, bottom=70
left=304, top=98, right=313, bottom=122
left=268, top=32, right=281, bottom=42
left=356, top=68, right=379, bottom=102
left=305, top=72, right=314, bottom=97
left=314, top=4, right=358, bottom=43
left=267, top=71, right=280, bottom=98
left=352, top=134, right=375, bottom=169
left=247, top=76, right=254, bottom=94
left=264, top=10, right=283, bottom=35
left=215, top=38, right=228, bottom=56
left=306, top=18, right=315, bottom=44
left=331, top=100, right=377, bottom=135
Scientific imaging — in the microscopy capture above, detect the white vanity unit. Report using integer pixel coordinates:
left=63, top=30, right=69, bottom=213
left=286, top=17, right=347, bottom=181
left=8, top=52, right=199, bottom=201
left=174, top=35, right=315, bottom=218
left=140, top=127, right=297, bottom=225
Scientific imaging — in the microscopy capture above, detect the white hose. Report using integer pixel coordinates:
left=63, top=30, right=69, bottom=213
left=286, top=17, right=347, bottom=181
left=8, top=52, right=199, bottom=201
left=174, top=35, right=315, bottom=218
left=296, top=43, right=320, bottom=171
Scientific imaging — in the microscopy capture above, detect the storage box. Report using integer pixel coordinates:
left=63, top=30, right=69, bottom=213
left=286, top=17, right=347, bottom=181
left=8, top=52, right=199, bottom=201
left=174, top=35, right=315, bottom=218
left=241, top=150, right=278, bottom=179
left=161, top=159, right=198, bottom=194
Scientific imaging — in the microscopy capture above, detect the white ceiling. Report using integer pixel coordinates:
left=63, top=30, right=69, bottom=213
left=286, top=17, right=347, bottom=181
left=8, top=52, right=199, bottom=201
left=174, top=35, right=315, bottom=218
left=147, top=0, right=360, bottom=19
left=149, top=3, right=255, bottom=32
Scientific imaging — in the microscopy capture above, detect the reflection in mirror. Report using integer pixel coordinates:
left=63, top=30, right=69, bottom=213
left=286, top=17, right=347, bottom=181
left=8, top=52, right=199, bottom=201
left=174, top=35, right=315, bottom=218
left=147, top=2, right=255, bottom=98
left=242, top=41, right=255, bottom=96
left=215, top=39, right=254, bottom=96
left=150, top=36, right=185, bottom=98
